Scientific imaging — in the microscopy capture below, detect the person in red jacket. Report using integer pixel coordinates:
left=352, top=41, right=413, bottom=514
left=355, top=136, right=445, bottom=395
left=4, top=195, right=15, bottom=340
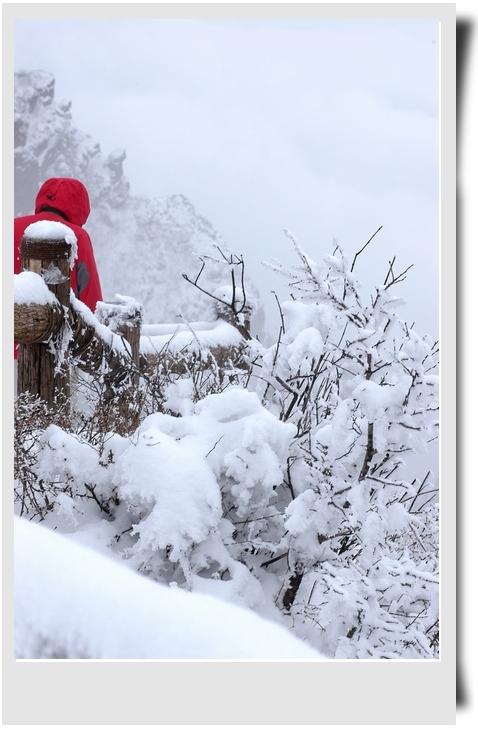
left=14, top=177, right=103, bottom=313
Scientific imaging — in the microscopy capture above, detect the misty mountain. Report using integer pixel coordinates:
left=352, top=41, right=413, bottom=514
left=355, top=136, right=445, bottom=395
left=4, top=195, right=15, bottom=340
left=14, top=69, right=257, bottom=324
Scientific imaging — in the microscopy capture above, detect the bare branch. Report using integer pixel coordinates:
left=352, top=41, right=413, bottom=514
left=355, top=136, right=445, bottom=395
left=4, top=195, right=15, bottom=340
left=350, top=225, right=383, bottom=273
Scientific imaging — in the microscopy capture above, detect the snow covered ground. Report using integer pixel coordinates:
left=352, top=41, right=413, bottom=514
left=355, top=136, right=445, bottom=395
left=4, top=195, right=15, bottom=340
left=13, top=249, right=439, bottom=660
left=14, top=517, right=323, bottom=660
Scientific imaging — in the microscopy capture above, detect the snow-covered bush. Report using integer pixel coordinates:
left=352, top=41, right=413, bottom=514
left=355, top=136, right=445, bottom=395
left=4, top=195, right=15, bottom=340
left=114, top=388, right=294, bottom=612
left=14, top=394, right=71, bottom=521
left=254, top=236, right=439, bottom=657
left=15, top=386, right=294, bottom=614
left=14, top=232, right=439, bottom=660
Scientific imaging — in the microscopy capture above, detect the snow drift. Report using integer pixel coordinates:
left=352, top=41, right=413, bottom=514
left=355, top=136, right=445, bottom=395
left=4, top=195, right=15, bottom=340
left=14, top=517, right=323, bottom=660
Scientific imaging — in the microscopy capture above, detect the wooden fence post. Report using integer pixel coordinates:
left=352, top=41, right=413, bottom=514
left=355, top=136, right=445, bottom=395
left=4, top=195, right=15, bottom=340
left=17, top=234, right=72, bottom=406
left=95, top=296, right=143, bottom=432
left=95, top=296, right=143, bottom=378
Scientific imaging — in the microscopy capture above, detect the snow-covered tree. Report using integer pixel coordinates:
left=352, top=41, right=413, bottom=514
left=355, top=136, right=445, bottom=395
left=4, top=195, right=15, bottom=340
left=254, top=233, right=439, bottom=657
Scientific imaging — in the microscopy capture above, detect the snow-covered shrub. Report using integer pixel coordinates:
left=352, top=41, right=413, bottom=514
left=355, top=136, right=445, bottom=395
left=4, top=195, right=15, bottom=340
left=112, top=423, right=223, bottom=582
left=14, top=231, right=439, bottom=660
left=139, top=333, right=250, bottom=419
left=15, top=386, right=294, bottom=617
left=14, top=393, right=71, bottom=520
left=110, top=387, right=295, bottom=611
left=255, top=236, right=439, bottom=657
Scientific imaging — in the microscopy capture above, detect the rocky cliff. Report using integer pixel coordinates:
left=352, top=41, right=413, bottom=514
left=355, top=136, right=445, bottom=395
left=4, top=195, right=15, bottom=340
left=14, top=70, right=254, bottom=324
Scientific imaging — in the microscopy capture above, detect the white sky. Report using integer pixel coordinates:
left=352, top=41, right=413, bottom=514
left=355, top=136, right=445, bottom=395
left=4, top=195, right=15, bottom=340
left=14, top=18, right=439, bottom=337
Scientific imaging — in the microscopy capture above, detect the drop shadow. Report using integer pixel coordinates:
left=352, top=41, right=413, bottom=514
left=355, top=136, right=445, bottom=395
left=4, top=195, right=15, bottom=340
left=456, top=17, right=472, bottom=710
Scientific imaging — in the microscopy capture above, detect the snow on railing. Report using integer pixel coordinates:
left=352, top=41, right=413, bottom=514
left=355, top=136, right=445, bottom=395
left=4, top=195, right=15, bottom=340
left=14, top=225, right=251, bottom=429
left=140, top=320, right=244, bottom=356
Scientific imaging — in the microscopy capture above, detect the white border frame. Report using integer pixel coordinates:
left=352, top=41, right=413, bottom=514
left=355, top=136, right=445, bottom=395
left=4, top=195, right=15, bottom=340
left=2, top=2, right=456, bottom=725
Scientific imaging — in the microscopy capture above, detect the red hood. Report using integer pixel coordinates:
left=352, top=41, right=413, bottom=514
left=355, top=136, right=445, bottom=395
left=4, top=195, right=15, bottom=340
left=35, top=177, right=91, bottom=226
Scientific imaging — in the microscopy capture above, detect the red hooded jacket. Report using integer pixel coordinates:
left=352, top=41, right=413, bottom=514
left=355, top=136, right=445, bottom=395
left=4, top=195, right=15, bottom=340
left=15, top=177, right=103, bottom=309
left=14, top=178, right=103, bottom=358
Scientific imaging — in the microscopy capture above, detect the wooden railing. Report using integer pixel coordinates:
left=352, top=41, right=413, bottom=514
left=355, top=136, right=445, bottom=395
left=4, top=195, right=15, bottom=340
left=14, top=233, right=250, bottom=429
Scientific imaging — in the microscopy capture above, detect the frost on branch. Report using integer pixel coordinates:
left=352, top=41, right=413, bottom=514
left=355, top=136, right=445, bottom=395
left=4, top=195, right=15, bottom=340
left=258, top=234, right=439, bottom=657
left=14, top=231, right=438, bottom=660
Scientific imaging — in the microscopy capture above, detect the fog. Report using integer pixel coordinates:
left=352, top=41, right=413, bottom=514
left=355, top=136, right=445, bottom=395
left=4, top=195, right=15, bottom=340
left=15, top=18, right=439, bottom=337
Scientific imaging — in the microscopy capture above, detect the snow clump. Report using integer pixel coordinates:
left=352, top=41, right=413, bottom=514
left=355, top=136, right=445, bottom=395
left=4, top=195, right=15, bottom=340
left=14, top=271, right=58, bottom=306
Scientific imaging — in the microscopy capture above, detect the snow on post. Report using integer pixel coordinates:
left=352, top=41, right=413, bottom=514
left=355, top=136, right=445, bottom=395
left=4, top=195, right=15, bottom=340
left=23, top=220, right=78, bottom=267
left=95, top=294, right=143, bottom=372
left=94, top=294, right=144, bottom=431
left=68, top=294, right=143, bottom=435
left=17, top=222, right=74, bottom=407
